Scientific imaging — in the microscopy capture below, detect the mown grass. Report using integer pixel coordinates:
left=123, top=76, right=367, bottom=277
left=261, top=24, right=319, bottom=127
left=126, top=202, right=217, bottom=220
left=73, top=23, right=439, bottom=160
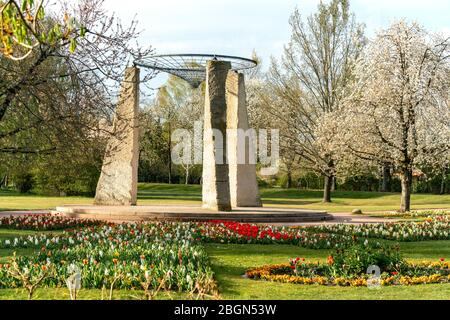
left=0, top=288, right=188, bottom=300
left=1, top=183, right=450, bottom=213
left=0, top=229, right=449, bottom=300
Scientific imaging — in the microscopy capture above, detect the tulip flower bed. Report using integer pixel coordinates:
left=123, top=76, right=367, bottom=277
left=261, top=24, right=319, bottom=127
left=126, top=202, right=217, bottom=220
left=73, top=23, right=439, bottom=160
left=197, top=220, right=354, bottom=249
left=0, top=214, right=103, bottom=231
left=0, top=222, right=215, bottom=294
left=246, top=263, right=450, bottom=287
left=0, top=222, right=197, bottom=250
left=1, top=215, right=449, bottom=298
left=0, top=219, right=354, bottom=250
left=376, top=210, right=450, bottom=219
left=306, top=216, right=450, bottom=242
left=0, top=216, right=358, bottom=295
left=246, top=244, right=450, bottom=287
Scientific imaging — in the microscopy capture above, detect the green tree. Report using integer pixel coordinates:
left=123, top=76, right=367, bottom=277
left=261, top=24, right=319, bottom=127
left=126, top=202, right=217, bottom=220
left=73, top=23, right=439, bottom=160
left=0, top=0, right=152, bottom=194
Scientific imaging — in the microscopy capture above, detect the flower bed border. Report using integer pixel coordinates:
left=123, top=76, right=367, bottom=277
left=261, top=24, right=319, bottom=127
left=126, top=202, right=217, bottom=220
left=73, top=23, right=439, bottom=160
left=245, top=262, right=450, bottom=287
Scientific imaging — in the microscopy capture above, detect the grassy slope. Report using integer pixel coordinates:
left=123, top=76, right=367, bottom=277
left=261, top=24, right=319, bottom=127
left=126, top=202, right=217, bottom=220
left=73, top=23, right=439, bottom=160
left=1, top=183, right=450, bottom=213
left=0, top=230, right=449, bottom=300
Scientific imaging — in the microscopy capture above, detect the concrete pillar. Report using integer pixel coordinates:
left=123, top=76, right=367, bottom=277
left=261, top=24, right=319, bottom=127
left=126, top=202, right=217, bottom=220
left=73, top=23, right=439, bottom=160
left=226, top=71, right=262, bottom=207
left=202, top=60, right=232, bottom=211
left=94, top=67, right=140, bottom=206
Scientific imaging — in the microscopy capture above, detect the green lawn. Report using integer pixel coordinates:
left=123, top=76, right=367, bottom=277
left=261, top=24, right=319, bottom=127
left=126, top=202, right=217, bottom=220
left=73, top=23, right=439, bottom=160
left=0, top=229, right=449, bottom=300
left=0, top=288, right=187, bottom=300
left=1, top=183, right=450, bottom=213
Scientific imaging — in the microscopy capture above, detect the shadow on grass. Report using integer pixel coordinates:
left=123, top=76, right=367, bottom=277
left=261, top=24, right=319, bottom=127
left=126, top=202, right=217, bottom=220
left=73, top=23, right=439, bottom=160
left=0, top=191, right=36, bottom=197
left=261, top=189, right=399, bottom=200
left=138, top=183, right=201, bottom=192
left=210, top=266, right=248, bottom=297
left=262, top=199, right=320, bottom=206
left=138, top=192, right=201, bottom=202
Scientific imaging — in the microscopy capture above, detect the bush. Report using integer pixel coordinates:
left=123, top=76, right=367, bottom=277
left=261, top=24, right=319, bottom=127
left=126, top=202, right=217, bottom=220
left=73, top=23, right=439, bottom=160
left=329, top=243, right=405, bottom=277
left=257, top=177, right=272, bottom=188
left=13, top=172, right=34, bottom=193
left=33, top=157, right=101, bottom=197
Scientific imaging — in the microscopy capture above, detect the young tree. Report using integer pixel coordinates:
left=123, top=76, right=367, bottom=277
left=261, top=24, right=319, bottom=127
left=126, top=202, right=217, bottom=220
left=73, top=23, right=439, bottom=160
left=265, top=0, right=365, bottom=202
left=333, top=21, right=450, bottom=212
left=139, top=108, right=170, bottom=183
left=176, top=84, right=203, bottom=185
left=152, top=75, right=204, bottom=184
left=0, top=0, right=152, bottom=154
left=0, top=0, right=153, bottom=193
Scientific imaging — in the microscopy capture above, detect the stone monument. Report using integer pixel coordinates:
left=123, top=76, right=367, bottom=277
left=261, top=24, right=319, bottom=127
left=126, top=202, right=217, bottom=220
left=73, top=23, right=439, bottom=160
left=96, top=54, right=263, bottom=211
left=226, top=70, right=262, bottom=207
left=202, top=60, right=232, bottom=211
left=63, top=55, right=333, bottom=223
left=94, top=67, right=140, bottom=206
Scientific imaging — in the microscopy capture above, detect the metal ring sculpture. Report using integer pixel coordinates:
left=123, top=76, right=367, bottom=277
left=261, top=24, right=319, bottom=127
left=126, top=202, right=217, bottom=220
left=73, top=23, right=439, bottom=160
left=135, top=54, right=257, bottom=88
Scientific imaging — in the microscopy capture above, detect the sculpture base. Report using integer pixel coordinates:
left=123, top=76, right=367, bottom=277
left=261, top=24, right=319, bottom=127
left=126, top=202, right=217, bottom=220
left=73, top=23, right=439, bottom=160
left=53, top=205, right=333, bottom=223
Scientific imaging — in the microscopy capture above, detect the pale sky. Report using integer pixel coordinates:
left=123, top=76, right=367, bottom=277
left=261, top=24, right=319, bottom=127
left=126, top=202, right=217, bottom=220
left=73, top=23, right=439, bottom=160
left=100, top=0, right=450, bottom=89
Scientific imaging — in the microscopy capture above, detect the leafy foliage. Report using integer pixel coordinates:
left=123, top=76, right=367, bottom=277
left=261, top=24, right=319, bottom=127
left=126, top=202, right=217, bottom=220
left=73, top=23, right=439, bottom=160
left=329, top=243, right=405, bottom=277
left=0, top=0, right=80, bottom=60
left=12, top=170, right=33, bottom=193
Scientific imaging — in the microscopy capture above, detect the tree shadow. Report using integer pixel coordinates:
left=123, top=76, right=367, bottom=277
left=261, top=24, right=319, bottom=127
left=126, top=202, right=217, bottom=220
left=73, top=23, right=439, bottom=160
left=261, top=189, right=398, bottom=200
left=137, top=192, right=202, bottom=202
left=262, top=199, right=319, bottom=206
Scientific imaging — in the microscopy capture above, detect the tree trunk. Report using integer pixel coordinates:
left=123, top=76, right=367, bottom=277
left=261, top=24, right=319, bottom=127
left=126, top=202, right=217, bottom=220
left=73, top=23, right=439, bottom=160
left=0, top=175, right=6, bottom=188
left=185, top=165, right=190, bottom=185
left=440, top=166, right=447, bottom=195
left=400, top=169, right=413, bottom=213
left=323, top=175, right=333, bottom=203
left=286, top=170, right=293, bottom=189
left=380, top=165, right=391, bottom=192
left=168, top=122, right=172, bottom=184
left=331, top=176, right=337, bottom=192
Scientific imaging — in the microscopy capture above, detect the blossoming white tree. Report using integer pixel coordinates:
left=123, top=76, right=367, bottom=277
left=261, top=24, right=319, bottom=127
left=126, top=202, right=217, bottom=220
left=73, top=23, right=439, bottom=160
left=264, top=0, right=365, bottom=202
left=329, top=21, right=450, bottom=212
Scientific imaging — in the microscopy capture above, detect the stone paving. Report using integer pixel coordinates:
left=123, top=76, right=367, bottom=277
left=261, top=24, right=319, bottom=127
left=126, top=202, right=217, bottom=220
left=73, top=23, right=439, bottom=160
left=51, top=205, right=332, bottom=223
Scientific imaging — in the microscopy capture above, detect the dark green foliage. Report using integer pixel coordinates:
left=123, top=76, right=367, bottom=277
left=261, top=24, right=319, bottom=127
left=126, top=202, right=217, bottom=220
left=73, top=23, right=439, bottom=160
left=329, top=243, right=405, bottom=277
left=340, top=174, right=386, bottom=192
left=13, top=171, right=34, bottom=194
left=35, top=144, right=103, bottom=197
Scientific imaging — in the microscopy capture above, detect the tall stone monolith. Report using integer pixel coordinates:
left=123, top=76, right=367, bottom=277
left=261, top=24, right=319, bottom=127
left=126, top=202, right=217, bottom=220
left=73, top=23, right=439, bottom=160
left=94, top=67, right=140, bottom=206
left=202, top=60, right=232, bottom=211
left=226, top=71, right=262, bottom=207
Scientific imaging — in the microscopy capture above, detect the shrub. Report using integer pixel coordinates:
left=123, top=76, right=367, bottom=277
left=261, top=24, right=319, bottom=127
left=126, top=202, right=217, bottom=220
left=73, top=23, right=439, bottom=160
left=13, top=172, right=34, bottom=193
left=257, top=176, right=273, bottom=188
left=329, top=243, right=405, bottom=277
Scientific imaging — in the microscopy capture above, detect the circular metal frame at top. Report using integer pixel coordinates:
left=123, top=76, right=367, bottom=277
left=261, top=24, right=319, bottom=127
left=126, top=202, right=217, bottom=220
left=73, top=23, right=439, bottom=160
left=134, top=54, right=257, bottom=88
